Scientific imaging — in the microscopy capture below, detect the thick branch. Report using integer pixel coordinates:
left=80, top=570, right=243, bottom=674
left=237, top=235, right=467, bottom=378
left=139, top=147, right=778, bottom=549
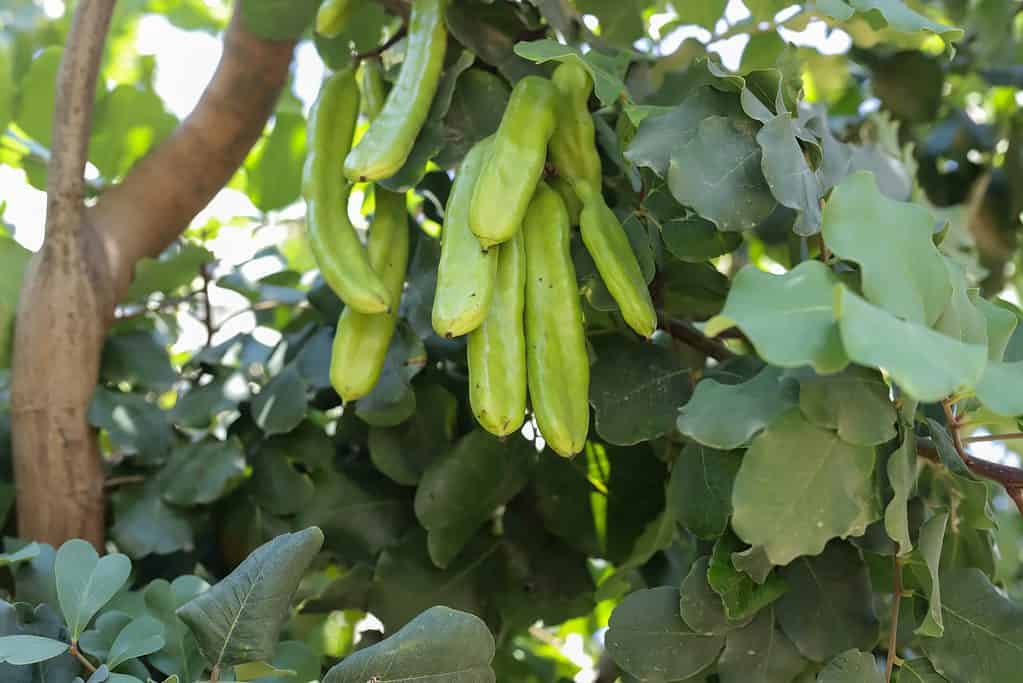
left=659, top=316, right=736, bottom=361
left=90, top=8, right=295, bottom=297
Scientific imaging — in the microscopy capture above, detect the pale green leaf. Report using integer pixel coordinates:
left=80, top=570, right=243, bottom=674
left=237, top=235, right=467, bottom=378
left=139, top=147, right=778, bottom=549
left=513, top=39, right=630, bottom=107
left=823, top=172, right=951, bottom=325
left=322, top=606, right=495, bottom=682
left=55, top=540, right=132, bottom=640
left=818, top=649, right=883, bottom=682
left=911, top=512, right=948, bottom=638
left=973, top=296, right=1017, bottom=361
left=933, top=259, right=987, bottom=346
left=757, top=113, right=823, bottom=235
left=678, top=366, right=797, bottom=449
left=797, top=366, right=897, bottom=446
left=824, top=0, right=964, bottom=42
left=732, top=410, right=876, bottom=565
left=107, top=617, right=165, bottom=671
left=0, top=636, right=68, bottom=665
left=717, top=261, right=849, bottom=373
left=975, top=360, right=1023, bottom=417
left=234, top=661, right=295, bottom=681
left=885, top=423, right=917, bottom=556
left=836, top=286, right=987, bottom=403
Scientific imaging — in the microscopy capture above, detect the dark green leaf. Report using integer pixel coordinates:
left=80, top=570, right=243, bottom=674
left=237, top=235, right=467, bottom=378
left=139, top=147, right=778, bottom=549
left=797, top=367, right=897, bottom=446
left=661, top=215, right=743, bottom=263
left=112, top=482, right=195, bottom=558
left=100, top=331, right=177, bottom=393
left=244, top=111, right=307, bottom=212
left=253, top=365, right=308, bottom=435
left=680, top=557, right=750, bottom=635
left=368, top=383, right=456, bottom=486
left=717, top=609, right=806, bottom=683
left=89, top=388, right=176, bottom=465
left=239, top=0, right=317, bottom=40
left=818, top=650, right=883, bottom=682
left=669, top=444, right=741, bottom=539
left=709, top=531, right=788, bottom=621
left=434, top=68, right=511, bottom=168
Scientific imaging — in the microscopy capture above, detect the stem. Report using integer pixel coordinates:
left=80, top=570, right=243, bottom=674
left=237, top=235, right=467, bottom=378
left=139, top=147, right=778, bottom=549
left=658, top=316, right=736, bottom=361
left=202, top=263, right=215, bottom=347
left=885, top=556, right=903, bottom=682
left=963, top=432, right=1023, bottom=444
left=69, top=642, right=97, bottom=674
left=210, top=664, right=220, bottom=683
left=103, top=475, right=147, bottom=490
left=353, top=24, right=408, bottom=62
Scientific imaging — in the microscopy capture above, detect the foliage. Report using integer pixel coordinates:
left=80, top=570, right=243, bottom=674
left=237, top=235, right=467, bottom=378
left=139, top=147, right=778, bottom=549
left=2, top=0, right=1023, bottom=681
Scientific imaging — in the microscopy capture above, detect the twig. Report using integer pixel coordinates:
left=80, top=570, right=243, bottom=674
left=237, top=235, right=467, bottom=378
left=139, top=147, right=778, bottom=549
left=353, top=25, right=408, bottom=62
left=658, top=316, right=736, bottom=361
left=201, top=262, right=215, bottom=348
left=963, top=432, right=1023, bottom=444
left=114, top=293, right=201, bottom=321
left=69, top=642, right=98, bottom=674
left=103, top=475, right=147, bottom=490
left=885, top=556, right=903, bottom=682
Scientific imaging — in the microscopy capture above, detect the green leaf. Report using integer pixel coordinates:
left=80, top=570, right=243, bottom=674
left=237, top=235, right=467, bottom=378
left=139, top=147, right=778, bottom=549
left=106, top=617, right=166, bottom=670
left=820, top=0, right=963, bottom=42
left=253, top=365, right=308, bottom=435
left=606, top=586, right=725, bottom=681
left=434, top=68, right=511, bottom=168
left=716, top=261, right=849, bottom=373
left=80, top=611, right=132, bottom=661
left=975, top=360, right=1023, bottom=416
left=380, top=50, right=475, bottom=191
left=160, top=438, right=247, bottom=506
left=15, top=46, right=62, bottom=147
left=89, top=388, right=176, bottom=465
left=112, top=481, right=195, bottom=558
left=911, top=512, right=948, bottom=638
left=732, top=410, right=876, bottom=565
left=249, top=442, right=316, bottom=517
left=573, top=0, right=644, bottom=46
left=513, top=39, right=630, bottom=107
left=920, top=569, right=1023, bottom=683
left=144, top=578, right=206, bottom=683
left=836, top=286, right=987, bottom=402
left=669, top=444, right=741, bottom=540
left=55, top=539, right=132, bottom=640
left=244, top=110, right=306, bottom=212
left=0, top=542, right=40, bottom=568
left=125, top=243, right=211, bottom=302
left=933, top=259, right=987, bottom=346
left=678, top=365, right=797, bottom=450
left=368, top=383, right=456, bottom=486
left=661, top=215, right=743, bottom=263
left=823, top=172, right=951, bottom=325
left=708, top=531, right=788, bottom=622
left=675, top=0, right=727, bottom=29
left=414, top=430, right=532, bottom=569
left=626, top=86, right=746, bottom=176
left=717, top=609, right=807, bottom=683
left=589, top=337, right=691, bottom=446
left=885, top=419, right=918, bottom=556
left=658, top=260, right=729, bottom=321
left=89, top=82, right=176, bottom=180
left=757, top=113, right=823, bottom=236
left=818, top=649, right=883, bottom=682
left=0, top=636, right=68, bottom=665
left=668, top=116, right=777, bottom=232
left=775, top=542, right=879, bottom=661
left=354, top=323, right=425, bottom=427
left=100, top=331, right=177, bottom=393
left=0, top=33, right=13, bottom=134
left=176, top=527, right=324, bottom=668
left=253, top=641, right=320, bottom=683
left=680, top=557, right=750, bottom=635
left=796, top=366, right=897, bottom=446
left=239, top=0, right=318, bottom=39
left=322, top=606, right=495, bottom=682
left=898, top=658, right=949, bottom=682
left=234, top=661, right=295, bottom=681
left=974, top=296, right=1018, bottom=361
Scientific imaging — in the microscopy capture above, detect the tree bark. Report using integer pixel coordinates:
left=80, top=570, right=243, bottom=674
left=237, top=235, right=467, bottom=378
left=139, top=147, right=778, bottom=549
left=12, top=2, right=295, bottom=548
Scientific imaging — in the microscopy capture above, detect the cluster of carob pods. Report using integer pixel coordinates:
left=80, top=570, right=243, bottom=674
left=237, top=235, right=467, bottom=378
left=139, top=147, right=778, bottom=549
left=304, top=0, right=655, bottom=456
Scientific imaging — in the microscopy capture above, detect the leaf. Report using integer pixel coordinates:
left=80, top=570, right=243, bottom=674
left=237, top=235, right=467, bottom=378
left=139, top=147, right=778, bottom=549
left=675, top=0, right=727, bottom=29
left=605, top=586, right=725, bottom=681
left=513, top=39, right=630, bottom=107
left=716, top=609, right=807, bottom=683
left=80, top=612, right=133, bottom=661
left=144, top=578, right=206, bottom=683
left=661, top=215, right=743, bottom=262
left=414, top=430, right=533, bottom=569
left=899, top=658, right=949, bottom=682
left=322, top=606, right=495, bottom=682
left=658, top=260, right=729, bottom=321
left=823, top=172, right=951, bottom=325
left=100, top=331, right=177, bottom=393
left=836, top=286, right=987, bottom=403
left=975, top=360, right=1023, bottom=416
left=112, top=482, right=195, bottom=558
left=239, top=0, right=318, bottom=40
left=89, top=388, right=176, bottom=465
left=379, top=50, right=476, bottom=191
left=160, top=438, right=247, bottom=506
left=445, top=2, right=543, bottom=83
left=0, top=543, right=40, bottom=568
left=919, top=568, right=1023, bottom=683
left=885, top=420, right=918, bottom=556
left=252, top=365, right=308, bottom=435
left=973, top=296, right=1018, bottom=361
left=244, top=110, right=307, bottom=212
left=249, top=443, right=316, bottom=517
left=796, top=366, right=897, bottom=446
left=680, top=557, right=750, bottom=635
left=678, top=365, right=798, bottom=450
left=933, top=259, right=987, bottom=346
left=911, top=512, right=948, bottom=638
left=819, top=0, right=963, bottom=42
left=55, top=540, right=132, bottom=640
left=0, top=636, right=68, bottom=665
left=124, top=242, right=211, bottom=302
left=667, top=116, right=777, bottom=232
left=253, top=641, right=320, bottom=683
left=757, top=113, right=823, bottom=235
left=573, top=0, right=644, bottom=46
left=106, top=617, right=166, bottom=670
left=775, top=542, right=879, bottom=662
left=368, top=383, right=456, bottom=486
left=354, top=323, right=426, bottom=427
left=669, top=444, right=741, bottom=540
left=708, top=531, right=788, bottom=621
left=435, top=68, right=511, bottom=168
left=89, top=82, right=176, bottom=180
left=15, top=46, right=62, bottom=147
left=589, top=337, right=691, bottom=446
left=732, top=410, right=876, bottom=565
left=716, top=261, right=849, bottom=373
left=817, top=650, right=883, bottom=682
left=234, top=661, right=295, bottom=681
left=176, top=527, right=324, bottom=668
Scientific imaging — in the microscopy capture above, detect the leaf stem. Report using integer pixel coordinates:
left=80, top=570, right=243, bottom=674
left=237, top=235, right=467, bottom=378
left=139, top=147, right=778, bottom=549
left=69, top=641, right=97, bottom=674
left=885, top=556, right=903, bottom=682
left=657, top=315, right=736, bottom=361
left=962, top=432, right=1023, bottom=444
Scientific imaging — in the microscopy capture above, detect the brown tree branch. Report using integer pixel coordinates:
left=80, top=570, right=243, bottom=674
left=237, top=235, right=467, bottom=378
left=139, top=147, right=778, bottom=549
left=658, top=316, right=736, bottom=361
left=90, top=7, right=295, bottom=297
left=11, top=0, right=117, bottom=548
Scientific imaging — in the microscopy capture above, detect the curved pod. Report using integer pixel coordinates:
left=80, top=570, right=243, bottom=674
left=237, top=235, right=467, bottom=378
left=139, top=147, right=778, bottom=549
left=523, top=183, right=590, bottom=456
left=303, top=68, right=391, bottom=314
left=330, top=189, right=410, bottom=401
left=549, top=61, right=602, bottom=201
left=343, top=0, right=449, bottom=182
left=469, top=76, right=558, bottom=249
left=433, top=137, right=499, bottom=338
left=579, top=199, right=657, bottom=338
left=467, top=232, right=527, bottom=437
